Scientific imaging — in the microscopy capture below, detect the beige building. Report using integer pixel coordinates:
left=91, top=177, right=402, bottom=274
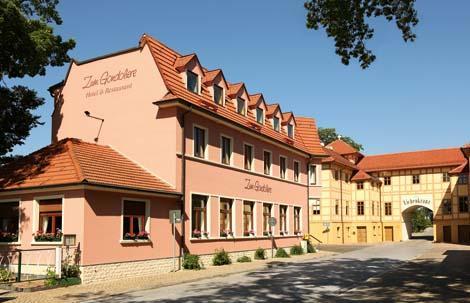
left=310, top=140, right=470, bottom=244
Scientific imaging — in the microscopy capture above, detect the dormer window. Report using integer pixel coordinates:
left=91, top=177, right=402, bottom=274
left=237, top=97, right=246, bottom=116
left=256, top=108, right=264, bottom=124
left=287, top=124, right=294, bottom=138
left=187, top=70, right=199, bottom=94
left=273, top=117, right=280, bottom=132
left=213, top=84, right=223, bottom=105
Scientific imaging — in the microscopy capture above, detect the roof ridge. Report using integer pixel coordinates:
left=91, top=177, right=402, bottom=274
left=65, top=139, right=85, bottom=181
left=364, top=146, right=462, bottom=158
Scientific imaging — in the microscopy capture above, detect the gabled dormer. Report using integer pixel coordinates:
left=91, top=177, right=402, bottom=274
left=203, top=69, right=228, bottom=106
left=266, top=103, right=283, bottom=132
left=249, top=93, right=267, bottom=125
left=174, top=54, right=204, bottom=95
left=227, top=83, right=249, bottom=116
left=282, top=112, right=296, bottom=139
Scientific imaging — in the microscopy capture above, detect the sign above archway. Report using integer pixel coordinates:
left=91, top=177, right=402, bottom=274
left=401, top=194, right=433, bottom=212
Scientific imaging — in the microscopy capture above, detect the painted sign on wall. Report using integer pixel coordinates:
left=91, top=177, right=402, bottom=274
left=82, top=67, right=137, bottom=98
left=401, top=194, right=433, bottom=211
left=244, top=178, right=272, bottom=193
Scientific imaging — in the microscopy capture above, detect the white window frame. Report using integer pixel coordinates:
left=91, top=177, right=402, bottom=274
left=263, top=149, right=272, bottom=176
left=287, top=123, right=295, bottom=138
left=193, top=124, right=209, bottom=160
left=242, top=200, right=256, bottom=237
left=236, top=97, right=246, bottom=116
left=220, top=134, right=233, bottom=166
left=0, top=198, right=21, bottom=244
left=213, top=84, right=225, bottom=105
left=120, top=198, right=151, bottom=242
left=32, top=194, right=64, bottom=245
left=272, top=116, right=280, bottom=132
left=310, top=198, right=320, bottom=215
left=279, top=155, right=288, bottom=180
left=218, top=197, right=234, bottom=237
left=190, top=193, right=211, bottom=239
left=243, top=142, right=255, bottom=172
left=186, top=70, right=200, bottom=94
left=256, top=107, right=265, bottom=124
left=293, top=160, right=301, bottom=183
left=309, top=164, right=317, bottom=185
left=279, top=204, right=289, bottom=235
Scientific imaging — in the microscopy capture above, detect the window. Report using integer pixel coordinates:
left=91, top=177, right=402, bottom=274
left=280, top=156, right=287, bottom=179
left=442, top=172, right=450, bottom=183
left=345, top=173, right=350, bottom=183
left=262, top=203, right=272, bottom=235
left=357, top=182, right=364, bottom=190
left=335, top=200, right=339, bottom=215
left=294, top=207, right=301, bottom=234
left=237, top=97, right=246, bottom=115
left=213, top=84, right=223, bottom=105
left=311, top=199, right=320, bottom=215
left=443, top=199, right=452, bottom=215
left=243, top=202, right=254, bottom=236
left=0, top=201, right=19, bottom=242
left=263, top=151, right=271, bottom=175
left=280, top=205, right=288, bottom=235
left=357, top=201, right=364, bottom=215
left=244, top=144, right=253, bottom=171
left=334, top=170, right=339, bottom=181
left=193, top=126, right=206, bottom=158
left=294, top=161, right=300, bottom=182
left=287, top=124, right=294, bottom=138
left=345, top=201, right=349, bottom=216
left=221, top=136, right=232, bottom=165
left=187, top=70, right=199, bottom=93
left=273, top=116, right=280, bottom=132
left=371, top=201, right=375, bottom=216
left=459, top=196, right=469, bottom=213
left=384, top=176, right=391, bottom=186
left=192, top=195, right=208, bottom=238
left=458, top=174, right=468, bottom=185
left=309, top=165, right=317, bottom=185
left=385, top=202, right=392, bottom=216
left=412, top=174, right=420, bottom=184
left=123, top=200, right=147, bottom=239
left=219, top=198, right=232, bottom=236
left=38, top=199, right=62, bottom=240
left=256, top=108, right=264, bottom=124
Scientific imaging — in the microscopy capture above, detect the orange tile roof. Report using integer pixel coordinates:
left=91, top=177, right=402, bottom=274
left=0, top=138, right=178, bottom=194
left=248, top=93, right=263, bottom=107
left=295, top=117, right=327, bottom=156
left=227, top=82, right=245, bottom=98
left=142, top=34, right=317, bottom=154
left=266, top=104, right=281, bottom=118
left=327, top=139, right=359, bottom=155
left=350, top=170, right=380, bottom=182
left=322, top=147, right=358, bottom=170
left=448, top=160, right=468, bottom=175
left=202, top=69, right=224, bottom=86
left=358, top=147, right=467, bottom=172
left=174, top=54, right=197, bottom=72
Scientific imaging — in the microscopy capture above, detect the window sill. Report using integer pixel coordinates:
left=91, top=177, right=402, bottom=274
left=31, top=241, right=63, bottom=246
left=119, top=239, right=152, bottom=245
left=0, top=242, right=21, bottom=246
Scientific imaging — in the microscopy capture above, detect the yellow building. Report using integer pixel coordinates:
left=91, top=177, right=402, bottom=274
left=309, top=140, right=470, bottom=244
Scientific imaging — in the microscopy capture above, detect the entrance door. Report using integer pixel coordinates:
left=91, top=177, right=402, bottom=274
left=384, top=227, right=394, bottom=241
left=357, top=226, right=367, bottom=243
left=443, top=226, right=452, bottom=243
left=458, top=225, right=470, bottom=244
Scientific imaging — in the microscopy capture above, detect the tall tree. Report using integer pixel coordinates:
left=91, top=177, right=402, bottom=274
left=0, top=0, right=75, bottom=163
left=304, top=0, right=419, bottom=68
left=318, top=127, right=363, bottom=151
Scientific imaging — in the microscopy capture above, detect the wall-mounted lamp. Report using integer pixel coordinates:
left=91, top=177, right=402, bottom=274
left=84, top=111, right=104, bottom=143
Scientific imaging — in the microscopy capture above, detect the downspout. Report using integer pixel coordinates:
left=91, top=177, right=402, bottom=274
left=307, top=157, right=311, bottom=237
left=380, top=181, right=384, bottom=242
left=180, top=105, right=193, bottom=263
left=340, top=168, right=345, bottom=244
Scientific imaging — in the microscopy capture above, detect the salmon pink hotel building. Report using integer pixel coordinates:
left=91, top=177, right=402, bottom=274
left=0, top=34, right=326, bottom=282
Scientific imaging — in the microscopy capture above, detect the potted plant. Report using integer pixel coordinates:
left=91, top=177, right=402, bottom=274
left=0, top=232, right=18, bottom=243
left=136, top=231, right=150, bottom=240
left=202, top=231, right=209, bottom=238
left=123, top=232, right=136, bottom=240
left=34, top=228, right=62, bottom=242
left=263, top=231, right=272, bottom=237
left=192, top=229, right=201, bottom=238
left=249, top=230, right=255, bottom=236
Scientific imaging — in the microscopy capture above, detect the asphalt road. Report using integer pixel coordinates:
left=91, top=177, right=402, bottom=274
left=85, top=239, right=470, bottom=302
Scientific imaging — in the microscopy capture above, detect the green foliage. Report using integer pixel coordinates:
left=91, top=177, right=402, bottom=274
left=0, top=0, right=75, bottom=160
left=212, top=249, right=231, bottom=266
left=318, top=127, right=363, bottom=151
left=275, top=248, right=290, bottom=258
left=254, top=248, right=266, bottom=260
left=290, top=245, right=304, bottom=255
left=412, top=207, right=432, bottom=232
left=0, top=267, right=14, bottom=282
left=307, top=242, right=316, bottom=253
left=182, top=254, right=202, bottom=270
left=304, top=0, right=418, bottom=69
left=45, top=266, right=58, bottom=286
left=237, top=256, right=252, bottom=263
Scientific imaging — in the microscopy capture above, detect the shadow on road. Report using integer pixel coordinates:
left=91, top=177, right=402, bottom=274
left=56, top=248, right=470, bottom=303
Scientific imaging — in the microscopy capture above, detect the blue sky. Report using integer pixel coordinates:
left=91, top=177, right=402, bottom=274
left=8, top=1, right=470, bottom=156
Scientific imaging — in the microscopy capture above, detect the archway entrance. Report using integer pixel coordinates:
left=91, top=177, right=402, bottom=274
left=401, top=205, right=434, bottom=241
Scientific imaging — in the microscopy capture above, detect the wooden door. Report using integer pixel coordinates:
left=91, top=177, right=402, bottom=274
left=458, top=225, right=470, bottom=244
left=384, top=227, right=394, bottom=241
left=443, top=226, right=452, bottom=243
left=357, top=226, right=367, bottom=243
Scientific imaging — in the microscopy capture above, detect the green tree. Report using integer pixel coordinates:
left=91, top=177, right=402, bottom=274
left=304, top=0, right=419, bottom=68
left=0, top=0, right=75, bottom=163
left=411, top=207, right=432, bottom=233
left=318, top=127, right=363, bottom=151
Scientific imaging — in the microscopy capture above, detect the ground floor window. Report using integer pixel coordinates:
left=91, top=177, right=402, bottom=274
left=220, top=198, right=233, bottom=237
left=0, top=201, right=19, bottom=242
left=280, top=205, right=288, bottom=235
left=262, top=203, right=272, bottom=236
left=459, top=196, right=469, bottom=213
left=123, top=200, right=148, bottom=240
left=294, top=207, right=301, bottom=234
left=443, top=199, right=452, bottom=214
left=35, top=198, right=62, bottom=242
left=311, top=199, right=320, bottom=215
left=192, top=195, right=208, bottom=238
left=243, top=201, right=254, bottom=236
left=385, top=202, right=392, bottom=216
left=357, top=201, right=364, bottom=216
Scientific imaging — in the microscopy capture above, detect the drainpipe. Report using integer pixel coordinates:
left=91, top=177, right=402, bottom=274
left=307, top=157, right=311, bottom=237
left=379, top=181, right=384, bottom=242
left=340, top=168, right=345, bottom=244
